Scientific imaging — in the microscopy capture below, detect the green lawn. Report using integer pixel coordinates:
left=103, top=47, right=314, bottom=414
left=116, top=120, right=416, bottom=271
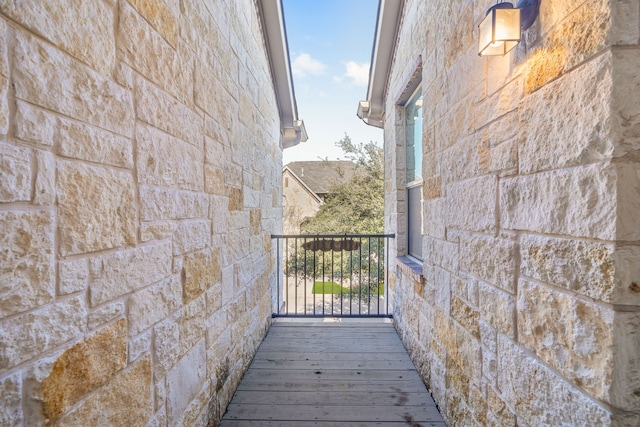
left=312, top=281, right=385, bottom=295
left=312, top=281, right=350, bottom=294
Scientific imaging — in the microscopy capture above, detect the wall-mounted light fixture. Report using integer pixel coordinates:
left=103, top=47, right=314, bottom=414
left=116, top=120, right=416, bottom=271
left=478, top=0, right=540, bottom=56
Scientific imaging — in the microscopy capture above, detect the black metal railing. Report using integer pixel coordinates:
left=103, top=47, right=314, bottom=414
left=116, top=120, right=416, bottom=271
left=272, top=234, right=395, bottom=317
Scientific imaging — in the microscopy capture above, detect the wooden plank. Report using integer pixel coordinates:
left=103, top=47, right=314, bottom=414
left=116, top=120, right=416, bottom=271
left=249, top=358, right=416, bottom=370
left=229, top=390, right=432, bottom=406
left=256, top=343, right=405, bottom=353
left=221, top=421, right=446, bottom=426
left=236, top=378, right=426, bottom=392
left=222, top=403, right=443, bottom=422
left=252, top=350, right=413, bottom=362
left=238, top=368, right=424, bottom=383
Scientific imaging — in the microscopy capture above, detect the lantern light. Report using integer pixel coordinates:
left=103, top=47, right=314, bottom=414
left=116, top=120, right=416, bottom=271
left=478, top=0, right=540, bottom=57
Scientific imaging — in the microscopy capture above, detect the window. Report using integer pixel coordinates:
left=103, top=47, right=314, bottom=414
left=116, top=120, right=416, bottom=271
left=405, top=86, right=423, bottom=260
left=284, top=177, right=289, bottom=187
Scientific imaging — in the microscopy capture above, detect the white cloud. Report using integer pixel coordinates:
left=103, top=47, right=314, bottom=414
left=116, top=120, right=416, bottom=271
left=344, top=61, right=369, bottom=86
left=292, top=53, right=326, bottom=78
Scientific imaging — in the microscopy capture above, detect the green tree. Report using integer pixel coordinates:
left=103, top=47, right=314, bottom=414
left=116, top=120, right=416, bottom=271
left=301, top=135, right=384, bottom=234
left=286, top=135, right=386, bottom=305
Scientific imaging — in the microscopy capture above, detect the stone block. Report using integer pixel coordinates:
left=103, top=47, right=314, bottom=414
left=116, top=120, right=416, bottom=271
left=0, top=141, right=32, bottom=202
left=435, top=96, right=475, bottom=152
left=0, top=210, right=55, bottom=317
left=424, top=237, right=459, bottom=273
left=195, top=61, right=224, bottom=117
left=524, top=0, right=610, bottom=94
left=129, top=329, right=152, bottom=363
left=139, top=221, right=173, bottom=242
left=437, top=137, right=481, bottom=185
left=611, top=311, right=640, bottom=410
left=13, top=31, right=133, bottom=137
left=57, top=160, right=136, bottom=256
left=55, top=356, right=152, bottom=427
left=154, top=315, right=181, bottom=377
left=0, top=296, right=85, bottom=370
left=520, top=234, right=616, bottom=302
left=119, top=3, right=192, bottom=104
left=183, top=248, right=222, bottom=304
left=460, top=234, right=516, bottom=293
left=451, top=294, right=479, bottom=339
left=423, top=197, right=445, bottom=239
left=445, top=322, right=482, bottom=399
left=129, top=275, right=181, bottom=336
left=612, top=48, right=640, bottom=157
left=205, top=165, right=226, bottom=195
left=229, top=187, right=243, bottom=210
left=519, top=53, right=613, bottom=174
left=615, top=162, right=640, bottom=241
left=612, top=0, right=640, bottom=45
left=181, top=296, right=207, bottom=353
left=58, top=117, right=134, bottom=169
left=478, top=282, right=515, bottom=338
left=2, top=0, right=115, bottom=74
left=58, top=259, right=88, bottom=295
left=89, top=242, right=172, bottom=306
left=486, top=386, right=515, bottom=427
left=140, top=186, right=209, bottom=221
left=167, top=339, right=206, bottom=425
left=128, top=0, right=178, bottom=47
left=497, top=335, right=611, bottom=425
left=613, top=245, right=640, bottom=306
left=500, top=162, right=617, bottom=240
left=13, top=101, right=55, bottom=146
left=444, top=175, right=497, bottom=233
left=136, top=123, right=204, bottom=191
left=33, top=150, right=55, bottom=205
left=483, top=347, right=498, bottom=387
left=87, top=301, right=125, bottom=331
left=41, top=319, right=127, bottom=421
left=173, top=220, right=211, bottom=255
left=0, top=372, right=22, bottom=427
left=517, top=279, right=614, bottom=400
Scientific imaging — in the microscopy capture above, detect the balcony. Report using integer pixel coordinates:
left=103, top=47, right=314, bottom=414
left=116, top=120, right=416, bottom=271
left=220, top=318, right=445, bottom=426
left=217, top=235, right=444, bottom=425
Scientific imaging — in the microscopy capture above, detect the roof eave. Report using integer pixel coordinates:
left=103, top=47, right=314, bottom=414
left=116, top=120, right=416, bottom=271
left=257, top=0, right=308, bottom=148
left=357, top=0, right=404, bottom=128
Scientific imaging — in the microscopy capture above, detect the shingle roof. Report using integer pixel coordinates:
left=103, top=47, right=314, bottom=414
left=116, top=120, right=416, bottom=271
left=284, top=161, right=357, bottom=195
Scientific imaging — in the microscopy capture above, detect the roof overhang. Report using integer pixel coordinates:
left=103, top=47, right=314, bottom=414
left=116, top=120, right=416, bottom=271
left=257, top=0, right=308, bottom=148
left=357, top=0, right=405, bottom=128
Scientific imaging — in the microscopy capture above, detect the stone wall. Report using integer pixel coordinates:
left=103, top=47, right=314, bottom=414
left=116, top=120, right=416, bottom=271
left=282, top=169, right=321, bottom=234
left=384, top=0, right=640, bottom=425
left=0, top=0, right=282, bottom=425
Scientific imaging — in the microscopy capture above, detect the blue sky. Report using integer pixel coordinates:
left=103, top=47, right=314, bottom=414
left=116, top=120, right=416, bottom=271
left=282, top=0, right=383, bottom=164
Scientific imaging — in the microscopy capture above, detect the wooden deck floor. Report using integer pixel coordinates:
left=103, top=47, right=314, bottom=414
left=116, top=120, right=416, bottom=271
left=220, top=318, right=445, bottom=426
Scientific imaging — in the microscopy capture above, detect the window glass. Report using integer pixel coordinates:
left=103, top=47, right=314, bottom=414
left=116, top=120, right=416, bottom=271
left=405, top=86, right=423, bottom=260
left=405, top=88, right=423, bottom=184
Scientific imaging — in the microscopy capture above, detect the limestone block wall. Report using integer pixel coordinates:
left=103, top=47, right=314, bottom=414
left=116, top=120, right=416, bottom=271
left=385, top=0, right=640, bottom=425
left=0, top=0, right=282, bottom=425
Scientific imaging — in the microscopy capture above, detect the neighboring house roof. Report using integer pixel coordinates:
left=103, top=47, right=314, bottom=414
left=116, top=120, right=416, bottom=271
left=256, top=0, right=308, bottom=148
left=283, top=167, right=323, bottom=204
left=357, top=0, right=405, bottom=128
left=284, top=161, right=357, bottom=196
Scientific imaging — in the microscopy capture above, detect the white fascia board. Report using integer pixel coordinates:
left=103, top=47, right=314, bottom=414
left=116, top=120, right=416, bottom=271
left=357, top=0, right=404, bottom=128
left=257, top=0, right=308, bottom=148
